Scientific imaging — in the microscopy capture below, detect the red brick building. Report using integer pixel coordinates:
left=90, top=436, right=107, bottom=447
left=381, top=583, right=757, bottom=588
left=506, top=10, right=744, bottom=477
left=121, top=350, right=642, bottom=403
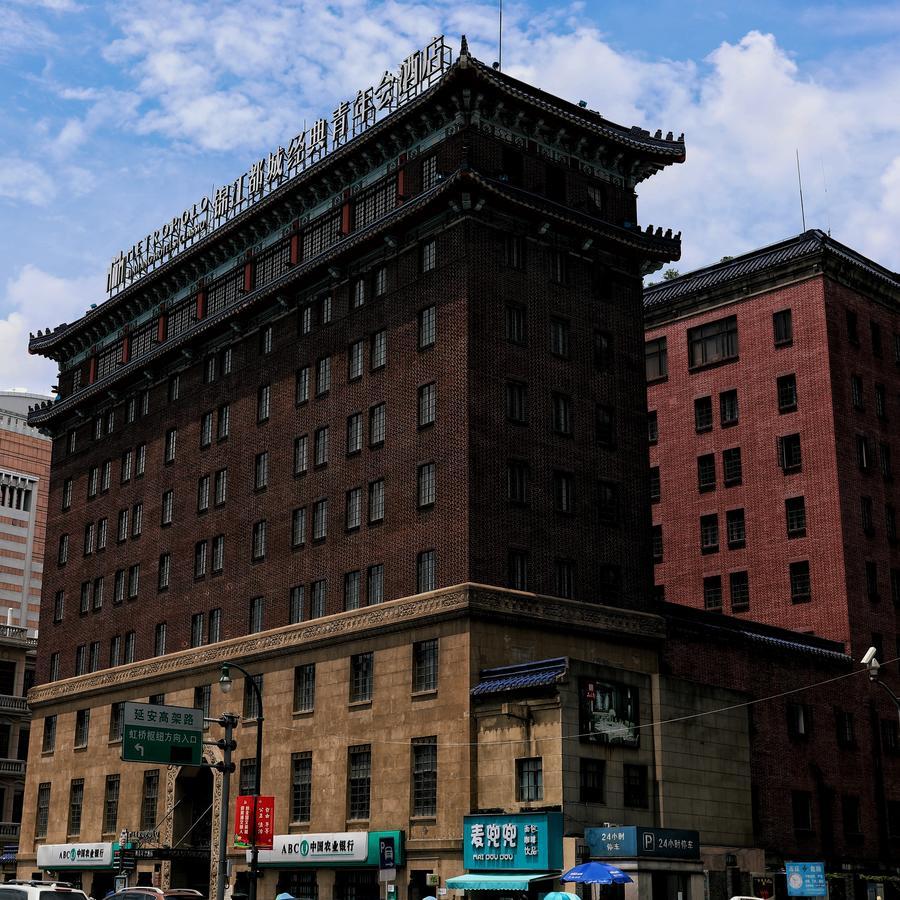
left=645, top=230, right=900, bottom=660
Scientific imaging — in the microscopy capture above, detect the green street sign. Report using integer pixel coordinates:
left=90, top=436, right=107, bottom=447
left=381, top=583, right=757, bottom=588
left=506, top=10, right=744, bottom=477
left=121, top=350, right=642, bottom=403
left=121, top=702, right=204, bottom=766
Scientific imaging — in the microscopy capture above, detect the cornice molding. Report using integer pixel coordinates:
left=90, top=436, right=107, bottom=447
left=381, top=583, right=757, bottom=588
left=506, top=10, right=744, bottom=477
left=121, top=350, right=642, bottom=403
left=28, top=585, right=664, bottom=708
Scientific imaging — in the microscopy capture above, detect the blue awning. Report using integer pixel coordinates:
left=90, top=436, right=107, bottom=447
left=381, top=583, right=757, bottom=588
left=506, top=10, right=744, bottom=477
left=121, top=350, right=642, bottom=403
left=446, top=874, right=557, bottom=890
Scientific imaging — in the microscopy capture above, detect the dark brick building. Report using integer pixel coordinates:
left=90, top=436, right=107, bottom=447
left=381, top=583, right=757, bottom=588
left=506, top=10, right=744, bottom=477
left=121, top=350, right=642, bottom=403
left=27, top=39, right=683, bottom=686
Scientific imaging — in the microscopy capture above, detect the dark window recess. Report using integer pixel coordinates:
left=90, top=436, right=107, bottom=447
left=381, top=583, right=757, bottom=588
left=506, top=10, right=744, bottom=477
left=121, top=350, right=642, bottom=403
left=876, top=383, right=887, bottom=420
left=501, top=148, right=523, bottom=186
left=726, top=508, right=746, bottom=548
left=835, top=710, right=856, bottom=748
left=648, top=411, right=658, bottom=445
left=544, top=164, right=566, bottom=202
left=688, top=315, right=738, bottom=368
left=861, top=496, right=874, bottom=535
left=787, top=702, right=812, bottom=738
left=649, top=467, right=661, bottom=503
left=719, top=390, right=738, bottom=426
left=652, top=525, right=663, bottom=564
left=598, top=481, right=619, bottom=526
left=623, top=764, right=648, bottom=808
left=723, top=448, right=742, bottom=486
left=785, top=497, right=806, bottom=537
left=857, top=435, right=870, bottom=471
left=779, top=434, right=802, bottom=472
left=697, top=455, right=715, bottom=492
left=773, top=309, right=793, bottom=345
left=594, top=331, right=613, bottom=371
left=694, top=396, right=713, bottom=432
left=866, top=560, right=879, bottom=601
left=645, top=338, right=667, bottom=381
left=777, top=374, right=798, bottom=412
left=847, top=309, right=859, bottom=345
left=700, top=514, right=719, bottom=553
left=851, top=375, right=864, bottom=410
left=790, top=561, right=811, bottom=603
left=730, top=571, right=749, bottom=612
left=579, top=758, right=605, bottom=803
left=792, top=790, right=813, bottom=832
left=596, top=405, right=615, bottom=446
left=872, top=320, right=882, bottom=357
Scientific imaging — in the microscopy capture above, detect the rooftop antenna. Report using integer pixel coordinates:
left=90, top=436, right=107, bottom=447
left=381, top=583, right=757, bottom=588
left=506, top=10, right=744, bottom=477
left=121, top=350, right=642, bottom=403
left=795, top=148, right=807, bottom=232
left=820, top=157, right=831, bottom=237
left=498, top=0, right=503, bottom=70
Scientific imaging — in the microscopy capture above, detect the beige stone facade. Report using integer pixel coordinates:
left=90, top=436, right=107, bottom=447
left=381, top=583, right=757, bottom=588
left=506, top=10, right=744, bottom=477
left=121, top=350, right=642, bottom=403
left=18, top=586, right=758, bottom=899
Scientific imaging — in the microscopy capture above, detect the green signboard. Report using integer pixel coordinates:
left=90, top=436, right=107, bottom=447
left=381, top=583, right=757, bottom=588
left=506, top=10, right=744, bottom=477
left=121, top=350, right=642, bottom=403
left=121, top=701, right=203, bottom=765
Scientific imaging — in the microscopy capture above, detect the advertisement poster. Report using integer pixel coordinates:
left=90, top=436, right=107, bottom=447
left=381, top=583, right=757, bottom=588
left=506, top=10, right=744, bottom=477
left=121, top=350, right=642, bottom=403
left=579, top=678, right=640, bottom=746
left=234, top=796, right=275, bottom=850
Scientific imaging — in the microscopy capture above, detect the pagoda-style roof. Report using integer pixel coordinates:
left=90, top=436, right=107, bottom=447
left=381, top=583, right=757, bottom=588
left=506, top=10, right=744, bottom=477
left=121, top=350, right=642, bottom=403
left=29, top=36, right=684, bottom=364
left=644, top=228, right=900, bottom=322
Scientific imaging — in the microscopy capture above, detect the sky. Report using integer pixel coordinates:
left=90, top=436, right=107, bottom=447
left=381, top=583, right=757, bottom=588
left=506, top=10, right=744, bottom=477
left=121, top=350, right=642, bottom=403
left=3, top=0, right=900, bottom=394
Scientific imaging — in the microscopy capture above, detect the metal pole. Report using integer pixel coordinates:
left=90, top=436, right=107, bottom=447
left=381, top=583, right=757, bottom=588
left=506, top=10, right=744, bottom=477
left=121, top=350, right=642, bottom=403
left=216, top=714, right=237, bottom=900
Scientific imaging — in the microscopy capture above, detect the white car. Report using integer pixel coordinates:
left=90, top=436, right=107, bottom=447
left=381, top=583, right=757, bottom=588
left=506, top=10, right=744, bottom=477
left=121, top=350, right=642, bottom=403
left=0, top=882, right=90, bottom=900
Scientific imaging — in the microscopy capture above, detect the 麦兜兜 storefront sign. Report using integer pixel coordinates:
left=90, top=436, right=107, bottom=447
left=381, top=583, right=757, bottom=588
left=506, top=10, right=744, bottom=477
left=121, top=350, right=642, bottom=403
left=106, top=36, right=453, bottom=296
left=463, top=813, right=563, bottom=871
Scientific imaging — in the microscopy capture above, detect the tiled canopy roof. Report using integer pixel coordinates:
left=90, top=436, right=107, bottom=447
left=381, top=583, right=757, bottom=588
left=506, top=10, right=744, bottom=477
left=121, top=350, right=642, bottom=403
left=471, top=657, right=569, bottom=696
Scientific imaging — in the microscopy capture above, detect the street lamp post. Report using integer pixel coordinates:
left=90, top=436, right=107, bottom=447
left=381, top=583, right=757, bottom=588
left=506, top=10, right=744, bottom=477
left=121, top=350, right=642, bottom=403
left=219, top=662, right=263, bottom=900
left=861, top=646, right=900, bottom=723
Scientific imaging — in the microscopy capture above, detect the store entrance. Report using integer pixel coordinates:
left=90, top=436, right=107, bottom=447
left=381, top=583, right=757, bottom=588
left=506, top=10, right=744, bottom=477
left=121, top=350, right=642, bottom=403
left=170, top=764, right=213, bottom=891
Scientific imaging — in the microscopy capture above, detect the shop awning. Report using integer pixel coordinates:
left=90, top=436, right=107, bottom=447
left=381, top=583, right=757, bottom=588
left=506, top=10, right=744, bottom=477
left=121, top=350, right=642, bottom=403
left=446, top=874, right=557, bottom=891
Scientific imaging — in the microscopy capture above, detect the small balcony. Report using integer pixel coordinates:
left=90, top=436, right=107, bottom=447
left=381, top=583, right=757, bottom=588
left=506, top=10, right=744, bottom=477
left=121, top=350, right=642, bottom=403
left=0, top=696, right=28, bottom=715
left=0, top=760, right=25, bottom=777
left=0, top=626, right=33, bottom=648
left=0, top=823, right=19, bottom=839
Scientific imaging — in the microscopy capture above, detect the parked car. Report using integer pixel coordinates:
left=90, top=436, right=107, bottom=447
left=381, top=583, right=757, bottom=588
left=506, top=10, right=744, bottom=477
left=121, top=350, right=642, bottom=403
left=0, top=881, right=90, bottom=900
left=107, top=890, right=204, bottom=900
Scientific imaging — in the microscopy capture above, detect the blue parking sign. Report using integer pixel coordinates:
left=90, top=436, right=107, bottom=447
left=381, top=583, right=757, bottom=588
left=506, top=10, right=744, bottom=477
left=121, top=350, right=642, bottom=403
left=786, top=862, right=827, bottom=896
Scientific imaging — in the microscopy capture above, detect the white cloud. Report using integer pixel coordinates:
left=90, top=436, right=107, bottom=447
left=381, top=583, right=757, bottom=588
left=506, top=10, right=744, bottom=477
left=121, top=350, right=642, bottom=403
left=0, top=266, right=103, bottom=395
left=0, top=157, right=56, bottom=206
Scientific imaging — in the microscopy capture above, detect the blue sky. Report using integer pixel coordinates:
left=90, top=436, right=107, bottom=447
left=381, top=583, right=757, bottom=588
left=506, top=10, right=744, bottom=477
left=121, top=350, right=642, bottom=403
left=3, top=0, right=900, bottom=393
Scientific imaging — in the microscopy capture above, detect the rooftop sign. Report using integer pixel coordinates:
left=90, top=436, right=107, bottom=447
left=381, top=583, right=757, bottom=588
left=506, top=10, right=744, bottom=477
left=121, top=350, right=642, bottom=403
left=106, top=36, right=452, bottom=297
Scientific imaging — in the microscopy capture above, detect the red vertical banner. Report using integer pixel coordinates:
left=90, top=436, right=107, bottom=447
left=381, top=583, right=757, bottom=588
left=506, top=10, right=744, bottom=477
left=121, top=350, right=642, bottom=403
left=255, top=796, right=275, bottom=849
left=234, top=795, right=254, bottom=848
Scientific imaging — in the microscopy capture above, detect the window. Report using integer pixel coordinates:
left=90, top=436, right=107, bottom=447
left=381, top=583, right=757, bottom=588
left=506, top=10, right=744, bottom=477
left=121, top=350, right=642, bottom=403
left=194, top=540, right=208, bottom=578
left=730, top=571, right=750, bottom=611
left=49, top=653, right=59, bottom=682
left=419, top=306, right=436, bottom=348
left=208, top=608, right=221, bottom=643
left=507, top=461, right=530, bottom=505
left=128, top=563, right=140, bottom=599
left=67, top=778, right=84, bottom=835
left=252, top=519, right=267, bottom=560
left=882, top=719, right=899, bottom=753
left=373, top=266, right=387, bottom=297
left=344, top=571, right=361, bottom=610
left=36, top=783, right=51, bottom=838
left=417, top=462, right=436, bottom=508
left=217, top=403, right=230, bottom=439
left=851, top=374, right=864, bottom=410
left=369, top=403, right=386, bottom=446
left=514, top=757, right=544, bottom=803
left=214, top=468, right=227, bottom=505
left=141, top=770, right=159, bottom=831
left=551, top=393, right=572, bottom=435
left=345, top=413, right=363, bottom=456
left=552, top=470, right=575, bottom=513
left=688, top=316, right=738, bottom=367
left=352, top=277, right=366, bottom=310
left=790, top=561, right=811, bottom=603
left=101, top=459, right=111, bottom=490
left=250, top=451, right=269, bottom=491
left=720, top=390, right=738, bottom=426
left=345, top=341, right=365, bottom=384
left=294, top=663, right=315, bottom=712
left=792, top=790, right=813, bottom=832
left=598, top=481, right=619, bottom=526
left=198, top=474, right=210, bottom=512
left=257, top=384, right=271, bottom=421
left=350, top=652, right=374, bottom=703
left=579, top=758, right=605, bottom=803
left=132, top=503, right=142, bottom=537
left=164, top=428, right=177, bottom=463
left=117, top=508, right=129, bottom=542
left=289, top=585, right=305, bottom=623
left=367, top=564, right=384, bottom=604
left=294, top=435, right=309, bottom=476
left=103, top=774, right=120, bottom=834
left=645, top=467, right=660, bottom=505
left=42, top=715, right=57, bottom=753
left=315, top=359, right=330, bottom=397
left=158, top=553, right=171, bottom=591
left=84, top=522, right=95, bottom=556
left=191, top=613, right=205, bottom=648
left=623, top=764, right=649, bottom=808
left=775, top=373, right=798, bottom=413
left=703, top=575, right=722, bottom=610
left=417, top=549, right=436, bottom=592
left=726, top=508, right=746, bottom=548
left=114, top=570, right=125, bottom=604
left=843, top=796, right=862, bottom=838
left=645, top=336, right=668, bottom=380
left=723, top=447, right=742, bottom=486
left=694, top=396, right=713, bottom=432
left=867, top=560, right=879, bottom=601
left=299, top=304, right=313, bottom=335
left=136, top=443, right=146, bottom=476
left=58, top=533, right=69, bottom=565
left=847, top=309, right=859, bottom=344
left=368, top=480, right=384, bottom=523
left=554, top=558, right=575, bottom=599
left=550, top=249, right=567, bottom=284
left=53, top=590, right=64, bottom=623
left=88, top=467, right=99, bottom=498
left=291, top=751, right=312, bottom=823
left=288, top=506, right=306, bottom=548
left=79, top=582, right=91, bottom=614
left=194, top=685, right=211, bottom=728
left=504, top=234, right=523, bottom=267
left=786, top=497, right=806, bottom=537
left=857, top=434, right=870, bottom=471
left=243, top=672, right=263, bottom=718
left=652, top=525, right=663, bottom=563
left=596, top=404, right=615, bottom=446
left=312, top=499, right=328, bottom=540
left=647, top=413, right=658, bottom=447
left=773, top=309, right=793, bottom=345
left=418, top=382, right=436, bottom=427
left=549, top=318, right=570, bottom=357
left=74, top=708, right=90, bottom=748
left=295, top=367, right=310, bottom=405
left=260, top=324, right=273, bottom=355
left=697, top=454, right=716, bottom=492
left=594, top=330, right=613, bottom=371
left=371, top=330, right=387, bottom=370
left=109, top=636, right=121, bottom=668
left=421, top=240, right=436, bottom=273
left=311, top=578, right=326, bottom=617
left=200, top=412, right=212, bottom=448
left=888, top=504, right=898, bottom=543
left=97, top=517, right=108, bottom=550
left=835, top=710, right=856, bottom=748
left=124, top=631, right=135, bottom=663
left=239, top=757, right=257, bottom=794
left=348, top=744, right=372, bottom=819
left=413, top=639, right=438, bottom=693
left=168, top=374, right=180, bottom=402
left=505, top=382, right=528, bottom=424
left=121, top=450, right=133, bottom=483
left=505, top=305, right=527, bottom=345
left=861, top=496, right=874, bottom=535
left=412, top=737, right=438, bottom=816
left=154, top=622, right=166, bottom=655
left=872, top=320, right=883, bottom=356
left=779, top=434, right=802, bottom=472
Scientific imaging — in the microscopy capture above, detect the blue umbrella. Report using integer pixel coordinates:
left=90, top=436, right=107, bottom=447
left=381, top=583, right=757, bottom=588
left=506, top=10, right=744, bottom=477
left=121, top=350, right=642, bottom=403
left=562, top=862, right=633, bottom=884
left=544, top=893, right=581, bottom=900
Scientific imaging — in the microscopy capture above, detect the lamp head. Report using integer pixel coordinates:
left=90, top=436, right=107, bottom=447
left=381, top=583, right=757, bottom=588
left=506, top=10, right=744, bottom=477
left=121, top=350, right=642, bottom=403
left=861, top=646, right=878, bottom=666
left=219, top=663, right=233, bottom=694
